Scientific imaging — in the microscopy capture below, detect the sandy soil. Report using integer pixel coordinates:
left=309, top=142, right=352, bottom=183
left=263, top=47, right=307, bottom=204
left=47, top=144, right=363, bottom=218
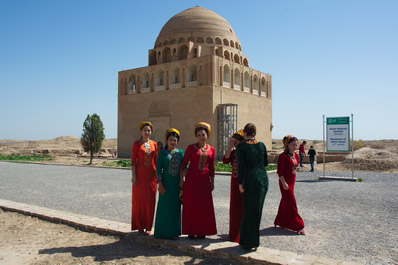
left=0, top=209, right=236, bottom=265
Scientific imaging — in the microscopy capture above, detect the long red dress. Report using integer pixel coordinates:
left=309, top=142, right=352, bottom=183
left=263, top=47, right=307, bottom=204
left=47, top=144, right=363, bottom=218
left=131, top=139, right=158, bottom=231
left=274, top=151, right=305, bottom=231
left=222, top=150, right=243, bottom=243
left=181, top=143, right=217, bottom=236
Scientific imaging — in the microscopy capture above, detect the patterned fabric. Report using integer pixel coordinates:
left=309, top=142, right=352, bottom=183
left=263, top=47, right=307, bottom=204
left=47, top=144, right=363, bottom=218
left=168, top=150, right=182, bottom=176
left=143, top=141, right=152, bottom=167
left=196, top=144, right=209, bottom=171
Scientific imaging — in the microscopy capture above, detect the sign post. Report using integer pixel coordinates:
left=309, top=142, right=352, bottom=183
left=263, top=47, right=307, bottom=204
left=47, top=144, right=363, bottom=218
left=321, top=115, right=357, bottom=181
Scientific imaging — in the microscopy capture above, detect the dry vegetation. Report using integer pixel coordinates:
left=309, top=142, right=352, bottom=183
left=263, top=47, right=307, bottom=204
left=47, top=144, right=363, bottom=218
left=1, top=136, right=398, bottom=173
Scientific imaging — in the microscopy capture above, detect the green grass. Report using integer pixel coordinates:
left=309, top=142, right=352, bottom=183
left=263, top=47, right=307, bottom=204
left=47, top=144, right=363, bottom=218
left=0, top=154, right=53, bottom=162
left=215, top=162, right=277, bottom=172
left=102, top=160, right=131, bottom=168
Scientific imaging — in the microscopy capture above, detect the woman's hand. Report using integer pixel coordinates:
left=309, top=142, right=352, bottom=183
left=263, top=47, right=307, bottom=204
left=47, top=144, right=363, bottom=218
left=228, top=138, right=237, bottom=149
left=283, top=183, right=289, bottom=190
left=131, top=174, right=137, bottom=185
left=239, top=184, right=244, bottom=193
left=158, top=182, right=166, bottom=195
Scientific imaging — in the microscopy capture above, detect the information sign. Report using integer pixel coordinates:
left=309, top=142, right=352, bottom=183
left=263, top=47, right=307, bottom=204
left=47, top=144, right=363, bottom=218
left=326, top=117, right=350, bottom=152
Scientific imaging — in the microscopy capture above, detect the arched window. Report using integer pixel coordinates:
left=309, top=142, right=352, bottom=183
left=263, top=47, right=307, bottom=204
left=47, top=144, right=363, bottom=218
left=234, top=54, right=240, bottom=64
left=193, top=48, right=198, bottom=57
left=170, top=67, right=180, bottom=84
left=230, top=40, right=234, bottom=47
left=243, top=58, right=249, bottom=67
left=188, top=36, right=195, bottom=42
left=178, top=37, right=185, bottom=43
left=128, top=74, right=137, bottom=94
left=224, top=50, right=230, bottom=60
left=173, top=48, right=176, bottom=54
left=158, top=42, right=163, bottom=47
left=142, top=72, right=150, bottom=91
left=223, top=38, right=229, bottom=46
left=234, top=68, right=240, bottom=89
left=163, top=40, right=169, bottom=45
left=235, top=42, right=239, bottom=49
left=187, top=64, right=197, bottom=83
left=162, top=47, right=171, bottom=63
left=206, top=37, right=213, bottom=43
left=215, top=37, right=222, bottom=44
left=261, top=77, right=267, bottom=96
left=149, top=51, right=156, bottom=66
left=170, top=39, right=176, bottom=44
left=178, top=45, right=188, bottom=60
left=223, top=65, right=230, bottom=86
left=196, top=37, right=204, bottom=43
left=253, top=75, right=258, bottom=94
left=156, top=70, right=164, bottom=86
left=244, top=72, right=250, bottom=89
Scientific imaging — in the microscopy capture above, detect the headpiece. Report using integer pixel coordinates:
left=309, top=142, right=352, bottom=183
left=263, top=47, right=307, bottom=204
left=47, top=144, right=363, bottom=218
left=282, top=135, right=298, bottom=148
left=165, top=128, right=180, bottom=142
left=232, top=129, right=244, bottom=141
left=194, top=122, right=211, bottom=137
left=139, top=121, right=153, bottom=131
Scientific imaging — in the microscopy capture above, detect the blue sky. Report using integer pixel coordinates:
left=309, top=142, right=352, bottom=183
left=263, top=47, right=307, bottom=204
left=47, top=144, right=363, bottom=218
left=0, top=0, right=396, bottom=141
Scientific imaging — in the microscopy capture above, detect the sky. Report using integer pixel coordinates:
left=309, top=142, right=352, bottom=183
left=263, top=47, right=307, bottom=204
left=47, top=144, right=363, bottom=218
left=0, top=0, right=397, bottom=141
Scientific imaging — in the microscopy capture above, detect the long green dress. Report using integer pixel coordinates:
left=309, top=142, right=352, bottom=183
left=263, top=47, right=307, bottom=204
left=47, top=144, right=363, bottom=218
left=154, top=148, right=184, bottom=239
left=236, top=139, right=269, bottom=249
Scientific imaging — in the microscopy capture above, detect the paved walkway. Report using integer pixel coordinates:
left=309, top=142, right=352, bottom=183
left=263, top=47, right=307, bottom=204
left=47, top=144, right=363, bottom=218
left=1, top=161, right=397, bottom=264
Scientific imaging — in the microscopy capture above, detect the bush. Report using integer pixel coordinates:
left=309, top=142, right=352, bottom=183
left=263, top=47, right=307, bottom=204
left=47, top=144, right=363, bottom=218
left=351, top=140, right=366, bottom=151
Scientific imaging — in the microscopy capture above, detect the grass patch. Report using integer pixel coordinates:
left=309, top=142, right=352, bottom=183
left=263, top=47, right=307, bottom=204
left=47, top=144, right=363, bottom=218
left=215, top=162, right=277, bottom=172
left=102, top=160, right=131, bottom=168
left=0, top=154, right=53, bottom=162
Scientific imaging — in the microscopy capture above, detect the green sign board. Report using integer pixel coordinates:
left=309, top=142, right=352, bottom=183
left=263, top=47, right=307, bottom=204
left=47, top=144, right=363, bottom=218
left=326, top=116, right=350, bottom=152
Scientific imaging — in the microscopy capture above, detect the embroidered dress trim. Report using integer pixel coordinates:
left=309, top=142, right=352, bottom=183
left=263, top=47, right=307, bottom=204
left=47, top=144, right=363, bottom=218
left=245, top=139, right=259, bottom=144
left=141, top=140, right=153, bottom=167
left=195, top=144, right=209, bottom=171
left=232, top=155, right=238, bottom=178
left=167, top=150, right=180, bottom=176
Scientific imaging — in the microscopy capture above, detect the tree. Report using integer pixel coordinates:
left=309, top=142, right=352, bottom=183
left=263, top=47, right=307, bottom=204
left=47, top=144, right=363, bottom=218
left=81, top=113, right=105, bottom=165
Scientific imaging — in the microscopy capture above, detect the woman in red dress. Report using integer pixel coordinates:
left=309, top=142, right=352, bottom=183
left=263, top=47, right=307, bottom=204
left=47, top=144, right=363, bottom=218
left=131, top=121, right=158, bottom=235
left=222, top=129, right=244, bottom=243
left=179, top=122, right=217, bottom=239
left=274, top=135, right=305, bottom=235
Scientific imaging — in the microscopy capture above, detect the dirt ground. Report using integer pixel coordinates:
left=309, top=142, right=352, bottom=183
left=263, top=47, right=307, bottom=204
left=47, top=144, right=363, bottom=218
left=0, top=209, right=236, bottom=265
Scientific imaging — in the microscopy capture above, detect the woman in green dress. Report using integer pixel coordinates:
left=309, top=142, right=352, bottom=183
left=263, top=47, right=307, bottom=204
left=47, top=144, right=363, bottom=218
left=154, top=128, right=184, bottom=239
left=236, top=123, right=269, bottom=250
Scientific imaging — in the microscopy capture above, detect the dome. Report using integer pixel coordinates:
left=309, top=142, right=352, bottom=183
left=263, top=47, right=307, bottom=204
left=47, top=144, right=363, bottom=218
left=155, top=6, right=240, bottom=48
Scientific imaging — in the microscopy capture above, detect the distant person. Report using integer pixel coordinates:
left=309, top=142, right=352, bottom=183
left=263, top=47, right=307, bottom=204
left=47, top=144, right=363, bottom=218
left=179, top=122, right=217, bottom=239
left=154, top=128, right=184, bottom=239
left=222, top=129, right=244, bottom=243
left=131, top=121, right=158, bottom=235
left=236, top=123, right=269, bottom=250
left=157, top=141, right=164, bottom=151
left=308, top=146, right=316, bottom=172
left=274, top=135, right=305, bottom=235
left=299, top=140, right=306, bottom=168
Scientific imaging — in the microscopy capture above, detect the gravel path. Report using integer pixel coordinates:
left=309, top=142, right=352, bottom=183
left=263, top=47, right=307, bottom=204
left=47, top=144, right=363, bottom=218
left=0, top=161, right=397, bottom=264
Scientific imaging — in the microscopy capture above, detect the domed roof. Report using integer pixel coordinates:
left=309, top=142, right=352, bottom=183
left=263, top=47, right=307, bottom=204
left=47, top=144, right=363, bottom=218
left=155, top=6, right=240, bottom=47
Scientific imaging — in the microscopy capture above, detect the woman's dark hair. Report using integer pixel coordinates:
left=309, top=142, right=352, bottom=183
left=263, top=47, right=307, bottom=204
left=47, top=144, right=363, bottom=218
left=243, top=123, right=256, bottom=137
left=195, top=127, right=209, bottom=137
left=164, top=131, right=180, bottom=150
left=232, top=133, right=244, bottom=142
